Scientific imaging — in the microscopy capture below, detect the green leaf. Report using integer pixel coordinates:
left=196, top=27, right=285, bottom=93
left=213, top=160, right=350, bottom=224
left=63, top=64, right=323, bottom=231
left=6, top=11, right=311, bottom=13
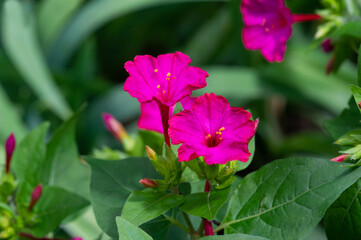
left=0, top=83, right=26, bottom=142
left=219, top=157, right=361, bottom=240
left=32, top=185, right=89, bottom=237
left=179, top=187, right=230, bottom=220
left=324, top=178, right=361, bottom=240
left=12, top=123, right=49, bottom=187
left=1, top=0, right=71, bottom=119
left=358, top=43, right=361, bottom=86
left=325, top=98, right=361, bottom=140
left=116, top=217, right=152, bottom=240
left=350, top=85, right=361, bottom=113
left=199, top=233, right=268, bottom=240
left=85, top=156, right=160, bottom=238
left=121, top=190, right=184, bottom=226
left=48, top=0, right=227, bottom=67
left=332, top=21, right=361, bottom=38
left=40, top=107, right=90, bottom=199
left=37, top=0, right=84, bottom=50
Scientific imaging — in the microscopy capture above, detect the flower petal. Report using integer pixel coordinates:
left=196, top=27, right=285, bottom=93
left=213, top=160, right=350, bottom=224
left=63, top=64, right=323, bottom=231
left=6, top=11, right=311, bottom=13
left=204, top=140, right=251, bottom=165
left=138, top=101, right=174, bottom=133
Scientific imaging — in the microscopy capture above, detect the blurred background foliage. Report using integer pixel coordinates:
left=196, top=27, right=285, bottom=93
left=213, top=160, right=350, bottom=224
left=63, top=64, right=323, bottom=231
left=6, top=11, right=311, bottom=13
left=0, top=0, right=358, bottom=238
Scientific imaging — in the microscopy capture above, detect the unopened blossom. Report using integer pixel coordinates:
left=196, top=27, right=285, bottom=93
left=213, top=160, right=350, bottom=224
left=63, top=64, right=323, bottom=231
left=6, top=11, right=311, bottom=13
left=102, top=113, right=129, bottom=142
left=169, top=93, right=258, bottom=165
left=138, top=96, right=196, bottom=134
left=139, top=178, right=158, bottom=188
left=5, top=133, right=15, bottom=174
left=330, top=154, right=348, bottom=162
left=123, top=52, right=208, bottom=107
left=322, top=38, right=334, bottom=53
left=28, top=184, right=43, bottom=210
left=241, top=0, right=321, bottom=62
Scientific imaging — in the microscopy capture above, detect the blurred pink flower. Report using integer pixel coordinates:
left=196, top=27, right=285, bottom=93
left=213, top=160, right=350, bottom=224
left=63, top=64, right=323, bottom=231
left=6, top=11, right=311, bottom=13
left=241, top=0, right=321, bottom=62
left=5, top=133, right=15, bottom=174
left=330, top=154, right=348, bottom=162
left=123, top=52, right=208, bottom=107
left=102, top=113, right=129, bottom=142
left=138, top=96, right=196, bottom=134
left=169, top=93, right=258, bottom=165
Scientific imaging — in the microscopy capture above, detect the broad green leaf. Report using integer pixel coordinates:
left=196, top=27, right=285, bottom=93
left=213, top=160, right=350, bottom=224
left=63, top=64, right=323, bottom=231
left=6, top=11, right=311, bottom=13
left=350, top=85, right=361, bottom=113
left=1, top=0, right=71, bottom=119
left=219, top=157, right=361, bottom=240
left=199, top=234, right=268, bottom=240
left=0, top=84, right=26, bottom=142
left=85, top=156, right=160, bottom=238
left=324, top=178, right=361, bottom=240
left=12, top=123, right=49, bottom=187
left=358, top=43, right=361, bottom=86
left=116, top=217, right=152, bottom=240
left=332, top=21, right=361, bottom=38
left=121, top=190, right=184, bottom=226
left=32, top=186, right=89, bottom=237
left=140, top=215, right=172, bottom=240
left=37, top=0, right=84, bottom=50
left=40, top=107, right=90, bottom=199
left=48, top=0, right=227, bottom=67
left=179, top=187, right=230, bottom=220
left=325, top=98, right=361, bottom=140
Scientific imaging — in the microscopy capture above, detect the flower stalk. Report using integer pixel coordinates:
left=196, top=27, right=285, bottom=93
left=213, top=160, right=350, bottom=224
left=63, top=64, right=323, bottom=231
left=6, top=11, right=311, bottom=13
left=202, top=180, right=214, bottom=236
left=292, top=14, right=322, bottom=22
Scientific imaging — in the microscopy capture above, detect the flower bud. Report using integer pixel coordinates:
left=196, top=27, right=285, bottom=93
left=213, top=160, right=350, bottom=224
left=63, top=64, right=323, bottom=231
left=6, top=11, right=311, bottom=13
left=326, top=55, right=334, bottom=75
left=322, top=38, right=334, bottom=53
left=71, top=238, right=83, bottom=240
left=331, top=154, right=348, bottom=162
left=102, top=113, right=129, bottom=142
left=145, top=145, right=157, bottom=161
left=139, top=178, right=158, bottom=188
left=358, top=102, right=361, bottom=109
left=28, top=184, right=43, bottom=210
left=5, top=133, right=15, bottom=174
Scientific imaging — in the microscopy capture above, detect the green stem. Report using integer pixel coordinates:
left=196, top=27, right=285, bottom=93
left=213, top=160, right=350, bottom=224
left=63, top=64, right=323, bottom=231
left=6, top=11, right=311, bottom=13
left=182, top=211, right=195, bottom=233
left=198, top=220, right=204, bottom=237
left=162, top=214, right=189, bottom=233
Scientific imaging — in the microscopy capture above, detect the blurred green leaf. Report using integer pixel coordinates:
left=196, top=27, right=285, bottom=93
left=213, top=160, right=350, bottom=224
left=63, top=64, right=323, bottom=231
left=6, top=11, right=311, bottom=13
left=40, top=107, right=90, bottom=199
left=0, top=84, right=27, bottom=142
left=351, top=85, right=361, bottom=112
left=199, top=234, right=268, bottom=240
left=48, top=0, right=227, bottom=67
left=116, top=217, right=153, bottom=240
left=1, top=0, right=71, bottom=119
left=37, top=0, right=84, bottom=51
left=121, top=190, right=184, bottom=226
left=85, top=156, right=160, bottom=238
left=324, top=178, right=361, bottom=240
left=220, top=158, right=361, bottom=239
left=32, top=185, right=89, bottom=237
left=332, top=21, right=361, bottom=38
left=179, top=187, right=230, bottom=220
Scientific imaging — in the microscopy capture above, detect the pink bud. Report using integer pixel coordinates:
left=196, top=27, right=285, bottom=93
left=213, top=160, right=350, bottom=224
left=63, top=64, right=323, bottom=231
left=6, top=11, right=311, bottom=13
left=29, top=184, right=43, bottom=210
left=139, top=178, right=157, bottom=188
left=322, top=38, right=334, bottom=53
left=5, top=133, right=15, bottom=174
left=71, top=238, right=83, bottom=240
left=326, top=55, right=334, bottom=75
left=330, top=154, right=348, bottom=162
left=102, top=113, right=128, bottom=142
left=358, top=102, right=361, bottom=109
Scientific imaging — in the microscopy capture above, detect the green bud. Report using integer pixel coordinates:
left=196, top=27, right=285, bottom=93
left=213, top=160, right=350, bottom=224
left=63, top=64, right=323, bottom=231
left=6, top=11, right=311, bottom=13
left=145, top=145, right=168, bottom=177
left=204, top=164, right=220, bottom=180
left=0, top=216, right=10, bottom=228
left=0, top=227, right=15, bottom=238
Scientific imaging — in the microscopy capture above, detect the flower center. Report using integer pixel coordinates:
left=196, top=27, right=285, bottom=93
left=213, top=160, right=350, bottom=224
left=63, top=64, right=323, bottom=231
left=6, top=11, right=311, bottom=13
left=205, top=127, right=225, bottom=147
left=154, top=70, right=176, bottom=102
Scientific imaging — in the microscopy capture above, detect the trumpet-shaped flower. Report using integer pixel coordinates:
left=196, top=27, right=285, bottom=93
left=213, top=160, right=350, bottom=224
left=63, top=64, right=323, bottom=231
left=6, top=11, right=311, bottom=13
left=123, top=52, right=208, bottom=107
left=138, top=96, right=196, bottom=134
left=168, top=93, right=258, bottom=165
left=241, top=0, right=321, bottom=62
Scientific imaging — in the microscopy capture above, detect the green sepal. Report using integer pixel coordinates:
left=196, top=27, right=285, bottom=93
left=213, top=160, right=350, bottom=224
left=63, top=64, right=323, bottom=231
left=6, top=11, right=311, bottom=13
left=0, top=173, right=17, bottom=202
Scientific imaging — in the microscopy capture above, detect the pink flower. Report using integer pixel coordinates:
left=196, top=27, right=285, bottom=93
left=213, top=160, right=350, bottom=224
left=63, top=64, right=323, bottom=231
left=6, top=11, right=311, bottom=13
left=241, top=0, right=321, bottom=62
left=168, top=93, right=258, bottom=165
left=5, top=133, right=15, bottom=174
left=138, top=96, right=196, bottom=134
left=102, top=113, right=129, bottom=142
left=123, top=52, right=208, bottom=107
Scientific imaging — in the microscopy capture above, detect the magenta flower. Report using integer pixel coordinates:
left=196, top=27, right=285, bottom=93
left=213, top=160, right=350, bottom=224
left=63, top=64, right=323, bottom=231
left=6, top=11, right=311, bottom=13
left=168, top=93, right=258, bottom=165
left=138, top=96, right=196, bottom=134
left=124, top=52, right=208, bottom=107
left=241, top=0, right=321, bottom=62
left=5, top=133, right=15, bottom=174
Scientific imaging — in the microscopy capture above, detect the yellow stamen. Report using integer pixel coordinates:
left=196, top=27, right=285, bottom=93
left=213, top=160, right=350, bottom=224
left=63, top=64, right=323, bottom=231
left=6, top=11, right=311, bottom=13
left=157, top=85, right=160, bottom=88
left=219, top=127, right=225, bottom=131
left=167, top=72, right=171, bottom=77
left=206, top=134, right=211, bottom=138
left=166, top=78, right=170, bottom=81
left=163, top=90, right=166, bottom=94
left=154, top=69, right=158, bottom=73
